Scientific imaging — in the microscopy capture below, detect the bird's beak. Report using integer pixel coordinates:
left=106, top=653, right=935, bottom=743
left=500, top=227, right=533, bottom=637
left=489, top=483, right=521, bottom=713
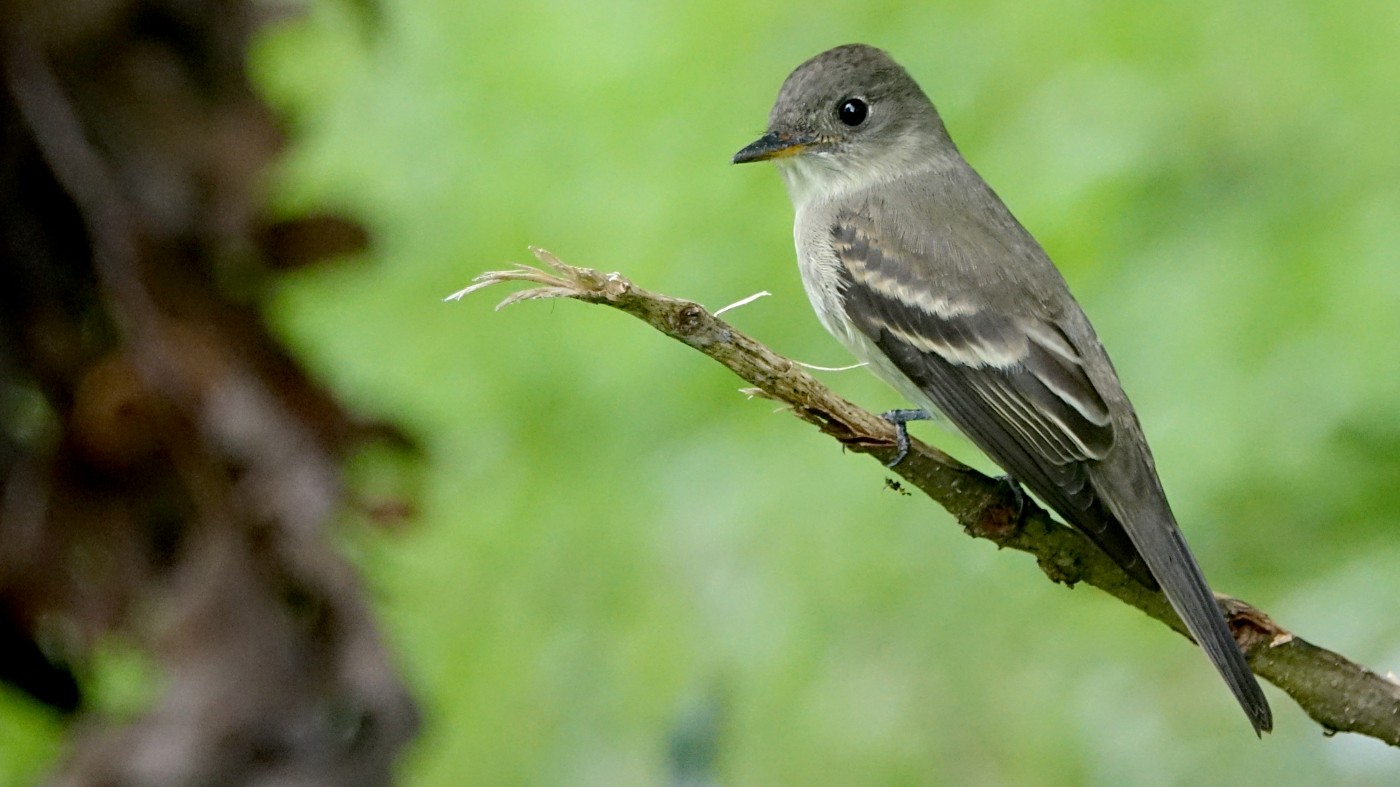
left=732, top=130, right=815, bottom=164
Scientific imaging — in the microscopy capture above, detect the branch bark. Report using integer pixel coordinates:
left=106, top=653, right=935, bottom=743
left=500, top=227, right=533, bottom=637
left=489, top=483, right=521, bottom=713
left=452, top=247, right=1400, bottom=747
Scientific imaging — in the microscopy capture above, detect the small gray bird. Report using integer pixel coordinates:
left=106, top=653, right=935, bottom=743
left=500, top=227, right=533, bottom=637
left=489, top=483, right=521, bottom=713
left=733, top=43, right=1271, bottom=734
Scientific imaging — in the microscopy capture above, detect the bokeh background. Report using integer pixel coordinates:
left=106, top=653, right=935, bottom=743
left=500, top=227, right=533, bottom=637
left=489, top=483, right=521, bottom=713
left=6, top=1, right=1400, bottom=784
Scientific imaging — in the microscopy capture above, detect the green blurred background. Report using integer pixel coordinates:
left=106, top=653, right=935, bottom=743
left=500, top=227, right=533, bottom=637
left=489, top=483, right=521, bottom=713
left=7, top=0, right=1400, bottom=784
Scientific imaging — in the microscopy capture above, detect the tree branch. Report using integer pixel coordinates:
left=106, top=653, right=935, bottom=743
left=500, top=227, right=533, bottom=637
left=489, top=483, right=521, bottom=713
left=451, top=247, right=1400, bottom=746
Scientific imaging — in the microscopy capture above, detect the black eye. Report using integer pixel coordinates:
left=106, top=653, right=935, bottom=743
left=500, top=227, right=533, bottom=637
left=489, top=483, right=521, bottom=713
left=838, top=98, right=868, bottom=126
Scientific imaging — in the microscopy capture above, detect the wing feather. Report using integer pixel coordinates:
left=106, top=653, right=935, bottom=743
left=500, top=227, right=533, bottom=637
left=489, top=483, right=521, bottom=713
left=831, top=214, right=1154, bottom=585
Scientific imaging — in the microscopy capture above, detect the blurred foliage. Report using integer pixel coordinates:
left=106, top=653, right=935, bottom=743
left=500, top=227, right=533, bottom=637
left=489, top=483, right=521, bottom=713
left=6, top=0, right=1400, bottom=784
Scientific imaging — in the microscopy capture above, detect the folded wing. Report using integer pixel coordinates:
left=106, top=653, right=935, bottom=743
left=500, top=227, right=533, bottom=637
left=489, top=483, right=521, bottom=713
left=831, top=214, right=1155, bottom=587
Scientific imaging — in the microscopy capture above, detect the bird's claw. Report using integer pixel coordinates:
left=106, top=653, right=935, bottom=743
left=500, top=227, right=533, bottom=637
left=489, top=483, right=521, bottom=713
left=997, top=474, right=1026, bottom=520
left=879, top=408, right=931, bottom=467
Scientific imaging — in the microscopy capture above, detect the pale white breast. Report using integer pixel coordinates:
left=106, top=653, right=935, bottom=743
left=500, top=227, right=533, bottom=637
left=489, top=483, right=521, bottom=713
left=774, top=147, right=966, bottom=426
left=789, top=192, right=951, bottom=426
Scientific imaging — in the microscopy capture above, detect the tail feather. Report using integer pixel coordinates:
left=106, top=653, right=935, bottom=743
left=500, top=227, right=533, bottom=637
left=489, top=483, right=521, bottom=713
left=1117, top=507, right=1272, bottom=734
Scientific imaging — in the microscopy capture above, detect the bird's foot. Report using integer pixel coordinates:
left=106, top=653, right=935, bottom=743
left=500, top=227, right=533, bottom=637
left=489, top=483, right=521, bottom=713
left=996, top=474, right=1026, bottom=520
left=879, top=408, right=932, bottom=467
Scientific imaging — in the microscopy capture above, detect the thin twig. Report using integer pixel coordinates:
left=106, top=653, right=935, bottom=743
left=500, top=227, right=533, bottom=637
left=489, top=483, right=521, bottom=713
left=713, top=290, right=771, bottom=316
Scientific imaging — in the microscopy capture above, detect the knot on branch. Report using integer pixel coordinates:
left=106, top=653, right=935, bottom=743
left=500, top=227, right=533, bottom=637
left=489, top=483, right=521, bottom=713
left=962, top=486, right=1027, bottom=545
left=1035, top=551, right=1086, bottom=587
left=673, top=304, right=705, bottom=334
left=1221, top=597, right=1287, bottom=652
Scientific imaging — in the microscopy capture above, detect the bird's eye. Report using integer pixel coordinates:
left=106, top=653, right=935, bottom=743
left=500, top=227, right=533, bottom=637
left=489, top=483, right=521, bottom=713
left=837, top=98, right=868, bottom=126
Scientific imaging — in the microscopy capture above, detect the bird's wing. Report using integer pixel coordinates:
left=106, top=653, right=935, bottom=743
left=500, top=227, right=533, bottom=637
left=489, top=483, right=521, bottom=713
left=830, top=211, right=1154, bottom=585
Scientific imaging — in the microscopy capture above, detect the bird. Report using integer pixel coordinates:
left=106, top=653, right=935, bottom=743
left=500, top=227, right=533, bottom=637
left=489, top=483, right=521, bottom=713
left=732, top=43, right=1271, bottom=734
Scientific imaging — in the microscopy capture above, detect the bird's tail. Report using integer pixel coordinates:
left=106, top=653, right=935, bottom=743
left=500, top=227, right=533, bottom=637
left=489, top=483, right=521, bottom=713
left=1122, top=509, right=1273, bottom=734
